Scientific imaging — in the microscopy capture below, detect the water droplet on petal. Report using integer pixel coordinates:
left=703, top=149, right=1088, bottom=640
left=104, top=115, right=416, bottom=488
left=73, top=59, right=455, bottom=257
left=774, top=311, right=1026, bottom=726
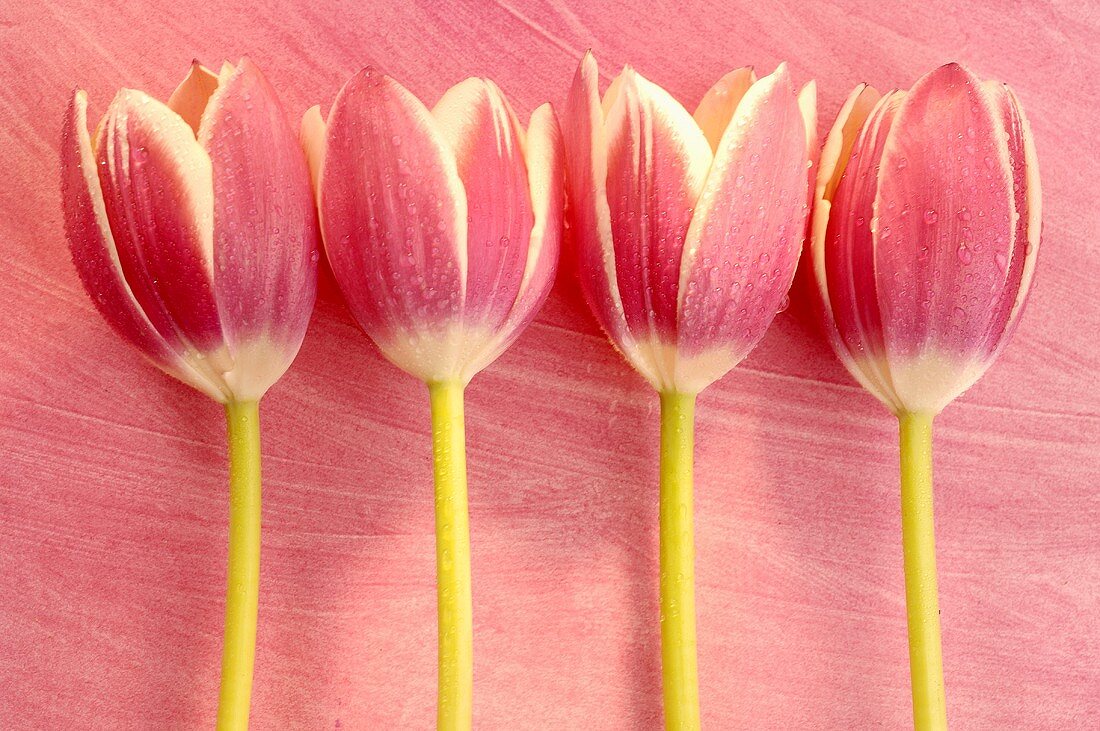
left=957, top=244, right=973, bottom=265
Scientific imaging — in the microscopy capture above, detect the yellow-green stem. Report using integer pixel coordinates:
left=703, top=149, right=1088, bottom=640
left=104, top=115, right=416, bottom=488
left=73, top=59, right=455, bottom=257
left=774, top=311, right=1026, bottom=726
left=659, top=391, right=700, bottom=731
left=428, top=381, right=473, bottom=730
left=217, top=400, right=262, bottom=731
left=899, top=411, right=947, bottom=731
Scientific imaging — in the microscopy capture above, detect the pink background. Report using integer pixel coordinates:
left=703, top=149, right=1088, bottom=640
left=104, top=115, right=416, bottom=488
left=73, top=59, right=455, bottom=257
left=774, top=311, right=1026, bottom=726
left=1, top=0, right=1097, bottom=728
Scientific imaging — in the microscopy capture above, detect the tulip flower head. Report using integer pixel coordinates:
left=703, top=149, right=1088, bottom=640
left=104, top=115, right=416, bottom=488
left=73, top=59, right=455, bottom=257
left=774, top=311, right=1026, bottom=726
left=564, top=53, right=816, bottom=394
left=811, top=63, right=1041, bottom=415
left=61, top=59, right=319, bottom=403
left=301, top=69, right=563, bottom=384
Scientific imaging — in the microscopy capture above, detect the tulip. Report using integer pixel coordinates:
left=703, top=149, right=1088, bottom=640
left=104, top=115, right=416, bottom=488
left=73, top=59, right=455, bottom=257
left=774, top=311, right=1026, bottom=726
left=301, top=69, right=562, bottom=728
left=563, top=52, right=815, bottom=728
left=61, top=58, right=318, bottom=729
left=810, top=63, right=1040, bottom=730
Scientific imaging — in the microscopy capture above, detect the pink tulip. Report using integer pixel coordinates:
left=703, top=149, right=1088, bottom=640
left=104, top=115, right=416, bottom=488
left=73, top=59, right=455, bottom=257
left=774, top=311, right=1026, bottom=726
left=810, top=63, right=1041, bottom=730
left=811, top=62, right=1041, bottom=416
left=562, top=52, right=815, bottom=729
left=301, top=69, right=562, bottom=728
left=60, top=58, right=318, bottom=728
left=564, top=52, right=816, bottom=395
left=301, top=69, right=562, bottom=385
left=62, top=59, right=319, bottom=403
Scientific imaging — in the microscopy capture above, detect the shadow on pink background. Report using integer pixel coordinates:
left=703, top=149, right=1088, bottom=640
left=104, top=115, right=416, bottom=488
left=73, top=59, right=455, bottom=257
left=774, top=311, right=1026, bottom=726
left=0, top=0, right=1097, bottom=728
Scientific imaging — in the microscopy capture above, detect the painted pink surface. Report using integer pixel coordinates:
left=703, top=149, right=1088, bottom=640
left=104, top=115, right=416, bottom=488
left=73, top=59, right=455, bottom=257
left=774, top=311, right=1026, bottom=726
left=0, top=1, right=1096, bottom=728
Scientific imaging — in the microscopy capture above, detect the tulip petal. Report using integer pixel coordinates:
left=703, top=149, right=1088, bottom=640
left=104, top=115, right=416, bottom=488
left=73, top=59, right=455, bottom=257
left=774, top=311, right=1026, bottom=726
left=797, top=81, right=818, bottom=183
left=823, top=90, right=906, bottom=410
left=810, top=83, right=891, bottom=401
left=693, top=67, right=756, bottom=152
left=464, top=103, right=563, bottom=379
left=198, top=58, right=319, bottom=371
left=562, top=54, right=621, bottom=330
left=433, top=78, right=533, bottom=328
left=563, top=53, right=653, bottom=378
left=319, top=68, right=468, bottom=379
left=167, top=61, right=220, bottom=135
left=676, top=65, right=810, bottom=384
left=980, top=82, right=1041, bottom=360
left=604, top=67, right=712, bottom=351
left=95, top=89, right=225, bottom=356
left=62, top=91, right=222, bottom=400
left=300, top=105, right=326, bottom=197
left=874, top=63, right=1016, bottom=367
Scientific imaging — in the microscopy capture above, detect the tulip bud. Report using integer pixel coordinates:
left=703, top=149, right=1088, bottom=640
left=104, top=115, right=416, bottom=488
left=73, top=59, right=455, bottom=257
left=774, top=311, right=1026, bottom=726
left=563, top=52, right=816, bottom=394
left=61, top=59, right=319, bottom=403
left=301, top=69, right=563, bottom=384
left=811, top=63, right=1041, bottom=415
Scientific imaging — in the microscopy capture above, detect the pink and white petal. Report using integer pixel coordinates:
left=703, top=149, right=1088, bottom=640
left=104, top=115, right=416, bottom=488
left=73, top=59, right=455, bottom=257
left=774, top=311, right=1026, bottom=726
left=95, top=89, right=225, bottom=357
left=563, top=53, right=653, bottom=381
left=874, top=63, right=1016, bottom=368
left=167, top=61, right=220, bottom=135
left=433, top=78, right=533, bottom=327
left=980, top=82, right=1041, bottom=361
left=198, top=58, right=319, bottom=383
left=675, top=64, right=809, bottom=387
left=300, top=105, right=327, bottom=197
left=798, top=81, right=818, bottom=188
left=810, top=84, right=880, bottom=338
left=604, top=67, right=711, bottom=350
left=823, top=90, right=906, bottom=411
left=62, top=91, right=222, bottom=400
left=319, top=68, right=467, bottom=378
left=808, top=83, right=889, bottom=401
left=509, top=104, right=563, bottom=328
left=463, top=103, right=563, bottom=380
left=693, top=67, right=756, bottom=152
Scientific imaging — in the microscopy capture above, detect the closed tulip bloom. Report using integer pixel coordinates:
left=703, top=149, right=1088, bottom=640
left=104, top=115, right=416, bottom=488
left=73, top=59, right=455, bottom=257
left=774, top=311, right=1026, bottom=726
left=566, top=52, right=815, bottom=396
left=563, top=52, right=814, bottom=729
left=811, top=63, right=1040, bottom=731
left=301, top=69, right=561, bottom=386
left=62, top=59, right=319, bottom=404
left=302, top=69, right=562, bottom=729
left=60, top=58, right=318, bottom=729
left=812, top=63, right=1040, bottom=416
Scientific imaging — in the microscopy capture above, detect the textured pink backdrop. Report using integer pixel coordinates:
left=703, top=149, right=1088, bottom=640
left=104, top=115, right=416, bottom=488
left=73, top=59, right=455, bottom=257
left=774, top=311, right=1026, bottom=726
left=1, top=1, right=1098, bottom=728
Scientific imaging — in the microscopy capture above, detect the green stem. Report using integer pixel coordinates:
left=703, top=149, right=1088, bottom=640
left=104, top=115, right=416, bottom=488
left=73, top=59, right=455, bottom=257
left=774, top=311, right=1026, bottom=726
left=659, top=391, right=700, bottom=730
left=899, top=411, right=947, bottom=731
left=428, top=381, right=473, bottom=730
left=217, top=400, right=262, bottom=730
